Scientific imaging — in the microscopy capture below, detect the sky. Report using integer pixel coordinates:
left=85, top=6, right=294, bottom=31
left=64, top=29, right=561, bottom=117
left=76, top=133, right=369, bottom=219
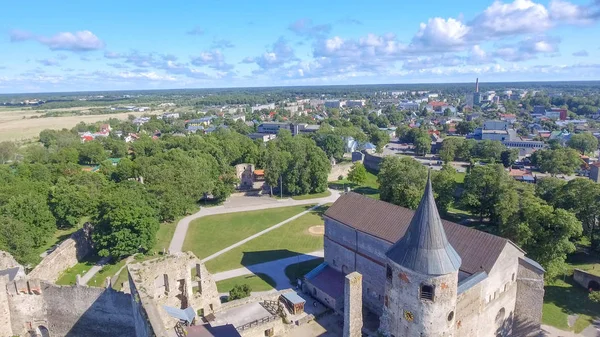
left=1, top=0, right=600, bottom=93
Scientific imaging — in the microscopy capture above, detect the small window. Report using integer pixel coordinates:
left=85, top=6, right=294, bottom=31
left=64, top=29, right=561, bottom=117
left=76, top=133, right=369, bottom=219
left=420, top=284, right=434, bottom=301
left=332, top=259, right=337, bottom=266
left=448, top=311, right=454, bottom=321
left=386, top=265, right=393, bottom=281
left=511, top=273, right=515, bottom=282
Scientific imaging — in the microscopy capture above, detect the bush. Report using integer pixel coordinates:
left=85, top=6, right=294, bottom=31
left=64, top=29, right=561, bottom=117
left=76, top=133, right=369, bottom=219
left=229, top=284, right=252, bottom=300
left=590, top=291, right=600, bottom=303
left=338, top=175, right=344, bottom=181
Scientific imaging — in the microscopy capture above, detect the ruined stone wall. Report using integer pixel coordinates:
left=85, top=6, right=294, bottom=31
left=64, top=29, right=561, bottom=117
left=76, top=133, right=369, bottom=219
left=28, top=224, right=93, bottom=282
left=7, top=280, right=136, bottom=337
left=343, top=272, right=363, bottom=337
left=304, top=279, right=340, bottom=312
left=0, top=276, right=13, bottom=337
left=362, top=152, right=383, bottom=172
left=0, top=250, right=19, bottom=270
left=573, top=269, right=600, bottom=290
left=328, top=162, right=354, bottom=181
left=513, top=259, right=544, bottom=337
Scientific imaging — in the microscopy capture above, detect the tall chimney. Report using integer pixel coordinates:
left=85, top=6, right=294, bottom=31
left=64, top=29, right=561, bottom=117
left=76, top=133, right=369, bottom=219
left=475, top=78, right=479, bottom=93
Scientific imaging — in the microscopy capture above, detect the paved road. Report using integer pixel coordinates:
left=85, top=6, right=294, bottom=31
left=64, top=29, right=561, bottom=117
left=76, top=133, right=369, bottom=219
left=213, top=250, right=324, bottom=289
left=78, top=256, right=110, bottom=286
left=168, top=189, right=340, bottom=253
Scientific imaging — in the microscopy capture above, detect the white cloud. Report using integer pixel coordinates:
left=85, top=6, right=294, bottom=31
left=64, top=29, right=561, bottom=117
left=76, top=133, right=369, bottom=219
left=36, top=58, right=60, bottom=67
left=11, top=30, right=105, bottom=51
left=190, top=50, right=234, bottom=71
left=470, top=0, right=551, bottom=37
left=186, top=26, right=205, bottom=36
left=573, top=50, right=589, bottom=57
left=412, top=17, right=470, bottom=50
left=549, top=0, right=596, bottom=24
left=288, top=18, right=331, bottom=39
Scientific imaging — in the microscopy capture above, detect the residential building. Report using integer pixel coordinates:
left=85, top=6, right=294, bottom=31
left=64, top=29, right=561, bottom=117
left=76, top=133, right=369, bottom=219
left=251, top=103, right=275, bottom=112
left=248, top=133, right=277, bottom=142
left=162, top=112, right=180, bottom=119
left=346, top=100, right=366, bottom=107
left=257, top=122, right=290, bottom=134
left=325, top=100, right=345, bottom=109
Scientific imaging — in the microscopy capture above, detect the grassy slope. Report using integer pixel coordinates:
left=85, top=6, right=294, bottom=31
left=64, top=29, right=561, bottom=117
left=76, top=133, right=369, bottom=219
left=205, top=205, right=328, bottom=273
left=182, top=205, right=312, bottom=260
left=284, top=258, right=324, bottom=285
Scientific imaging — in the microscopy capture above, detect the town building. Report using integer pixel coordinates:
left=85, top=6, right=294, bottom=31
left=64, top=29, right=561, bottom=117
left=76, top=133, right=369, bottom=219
left=304, top=176, right=544, bottom=336
left=251, top=103, right=276, bottom=112
left=325, top=100, right=345, bottom=109
left=346, top=100, right=366, bottom=108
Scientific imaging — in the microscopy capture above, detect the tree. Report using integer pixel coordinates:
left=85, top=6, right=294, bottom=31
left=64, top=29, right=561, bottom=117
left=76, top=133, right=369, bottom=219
left=0, top=216, right=38, bottom=265
left=554, top=178, right=600, bottom=250
left=414, top=134, right=432, bottom=156
left=567, top=132, right=599, bottom=154
left=439, top=138, right=461, bottom=163
left=0, top=141, right=17, bottom=164
left=500, top=190, right=582, bottom=279
left=347, top=162, right=367, bottom=186
left=50, top=173, right=108, bottom=228
left=456, top=121, right=477, bottom=135
left=369, top=129, right=390, bottom=153
left=263, top=142, right=291, bottom=196
left=500, top=149, right=518, bottom=167
left=590, top=291, right=600, bottom=303
left=92, top=184, right=160, bottom=258
left=378, top=157, right=427, bottom=209
left=78, top=141, right=108, bottom=165
left=462, top=164, right=517, bottom=224
left=432, top=165, right=457, bottom=214
left=229, top=284, right=251, bottom=300
left=314, top=134, right=345, bottom=162
left=535, top=177, right=566, bottom=203
left=531, top=148, right=581, bottom=175
left=473, top=140, right=505, bottom=162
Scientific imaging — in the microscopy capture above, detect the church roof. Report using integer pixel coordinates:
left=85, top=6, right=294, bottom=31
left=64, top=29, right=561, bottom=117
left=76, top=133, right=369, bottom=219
left=385, top=173, right=462, bottom=275
left=324, top=192, right=515, bottom=275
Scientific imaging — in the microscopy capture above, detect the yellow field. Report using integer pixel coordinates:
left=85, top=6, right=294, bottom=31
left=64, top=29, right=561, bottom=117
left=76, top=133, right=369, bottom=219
left=0, top=109, right=158, bottom=142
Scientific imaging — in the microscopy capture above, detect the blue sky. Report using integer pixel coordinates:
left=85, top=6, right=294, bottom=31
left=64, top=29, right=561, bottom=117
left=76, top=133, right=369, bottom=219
left=1, top=0, right=600, bottom=93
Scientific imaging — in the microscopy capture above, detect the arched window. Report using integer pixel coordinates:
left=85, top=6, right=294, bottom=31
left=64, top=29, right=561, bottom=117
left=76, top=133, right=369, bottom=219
left=420, top=284, right=434, bottom=301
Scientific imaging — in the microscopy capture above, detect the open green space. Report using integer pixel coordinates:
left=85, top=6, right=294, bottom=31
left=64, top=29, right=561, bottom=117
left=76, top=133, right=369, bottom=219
left=215, top=273, right=276, bottom=293
left=113, top=268, right=130, bottom=291
left=153, top=221, right=178, bottom=253
left=330, top=170, right=379, bottom=199
left=542, top=277, right=600, bottom=333
left=291, top=190, right=331, bottom=200
left=285, top=258, right=324, bottom=285
left=55, top=255, right=101, bottom=286
left=87, top=258, right=127, bottom=287
left=182, top=205, right=312, bottom=260
left=205, top=205, right=329, bottom=273
left=567, top=251, right=600, bottom=277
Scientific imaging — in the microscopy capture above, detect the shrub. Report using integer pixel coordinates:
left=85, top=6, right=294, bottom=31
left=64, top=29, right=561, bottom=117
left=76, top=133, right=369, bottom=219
left=229, top=284, right=252, bottom=300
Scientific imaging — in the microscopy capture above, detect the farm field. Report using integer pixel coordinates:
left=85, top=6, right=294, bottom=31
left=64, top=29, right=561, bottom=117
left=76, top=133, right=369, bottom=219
left=0, top=108, right=157, bottom=142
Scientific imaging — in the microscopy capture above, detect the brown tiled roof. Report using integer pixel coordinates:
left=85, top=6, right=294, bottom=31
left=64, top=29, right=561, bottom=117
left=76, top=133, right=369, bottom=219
left=324, top=192, right=515, bottom=275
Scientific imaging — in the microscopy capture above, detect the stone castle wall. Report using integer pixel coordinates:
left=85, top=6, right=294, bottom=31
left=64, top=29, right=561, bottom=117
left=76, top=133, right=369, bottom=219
left=513, top=259, right=545, bottom=337
left=362, top=152, right=383, bottom=172
left=328, top=162, right=354, bottom=181
left=573, top=269, right=600, bottom=290
left=0, top=276, right=13, bottom=337
left=28, top=224, right=93, bottom=282
left=7, top=280, right=136, bottom=337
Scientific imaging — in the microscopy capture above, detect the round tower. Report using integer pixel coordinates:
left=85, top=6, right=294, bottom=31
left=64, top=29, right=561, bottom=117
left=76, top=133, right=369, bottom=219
left=380, top=171, right=461, bottom=337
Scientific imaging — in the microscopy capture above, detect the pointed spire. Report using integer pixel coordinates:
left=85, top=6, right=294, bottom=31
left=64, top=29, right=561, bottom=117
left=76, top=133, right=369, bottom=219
left=385, top=170, right=461, bottom=275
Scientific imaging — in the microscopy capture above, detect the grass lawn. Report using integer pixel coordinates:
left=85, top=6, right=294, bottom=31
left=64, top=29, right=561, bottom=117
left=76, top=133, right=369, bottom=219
left=291, top=190, right=331, bottom=200
left=567, top=251, right=600, bottom=277
left=205, top=205, right=329, bottom=273
left=543, top=277, right=600, bottom=333
left=330, top=170, right=379, bottom=199
left=113, top=268, right=130, bottom=291
left=452, top=171, right=466, bottom=184
left=284, top=258, right=324, bottom=285
left=87, top=258, right=127, bottom=287
left=215, top=273, right=276, bottom=293
left=55, top=254, right=101, bottom=286
left=183, top=205, right=312, bottom=260
left=153, top=221, right=178, bottom=254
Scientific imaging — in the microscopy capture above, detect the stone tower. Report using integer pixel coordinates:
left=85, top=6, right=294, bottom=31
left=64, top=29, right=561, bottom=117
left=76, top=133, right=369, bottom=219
left=380, top=171, right=462, bottom=337
left=343, top=272, right=363, bottom=337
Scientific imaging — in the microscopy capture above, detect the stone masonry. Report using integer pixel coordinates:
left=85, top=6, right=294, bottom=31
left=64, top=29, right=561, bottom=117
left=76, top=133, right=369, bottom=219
left=28, top=223, right=93, bottom=283
left=344, top=272, right=363, bottom=337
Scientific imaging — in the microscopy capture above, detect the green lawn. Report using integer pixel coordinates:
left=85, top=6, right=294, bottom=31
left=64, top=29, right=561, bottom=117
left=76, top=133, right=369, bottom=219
left=284, top=258, right=324, bottom=285
left=55, top=255, right=101, bottom=285
left=452, top=171, right=466, bottom=184
left=153, top=221, right=177, bottom=253
left=543, top=277, right=600, bottom=333
left=205, top=205, right=329, bottom=273
left=330, top=170, right=379, bottom=199
left=87, top=258, right=127, bottom=287
left=183, top=205, right=312, bottom=260
left=215, top=273, right=276, bottom=293
left=567, top=251, right=600, bottom=277
left=113, top=268, right=130, bottom=291
left=291, top=190, right=331, bottom=200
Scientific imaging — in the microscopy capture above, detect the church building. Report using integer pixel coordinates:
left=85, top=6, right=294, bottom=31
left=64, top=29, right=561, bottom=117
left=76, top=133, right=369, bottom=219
left=304, top=173, right=545, bottom=336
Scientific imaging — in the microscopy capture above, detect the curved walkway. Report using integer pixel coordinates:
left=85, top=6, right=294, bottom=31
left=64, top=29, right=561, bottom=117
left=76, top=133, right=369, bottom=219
left=212, top=250, right=324, bottom=290
left=168, top=189, right=340, bottom=253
